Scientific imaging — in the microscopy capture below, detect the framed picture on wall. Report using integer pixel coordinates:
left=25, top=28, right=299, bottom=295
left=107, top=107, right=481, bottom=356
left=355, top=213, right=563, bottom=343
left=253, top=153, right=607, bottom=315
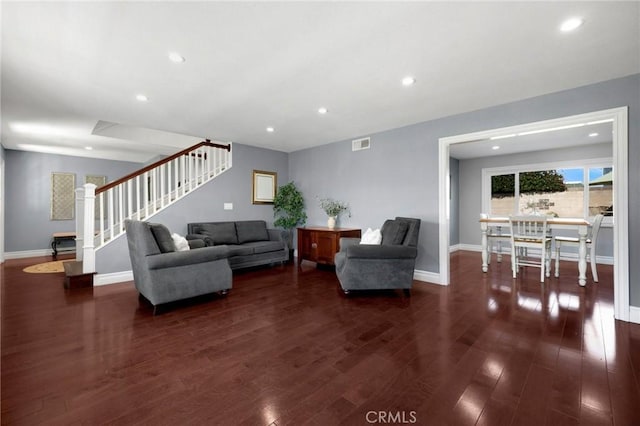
left=51, top=172, right=75, bottom=220
left=85, top=174, right=106, bottom=189
left=252, top=170, right=277, bottom=204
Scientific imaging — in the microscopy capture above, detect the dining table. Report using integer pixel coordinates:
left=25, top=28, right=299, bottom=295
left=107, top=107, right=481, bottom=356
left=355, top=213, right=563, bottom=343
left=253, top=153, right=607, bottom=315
left=479, top=216, right=591, bottom=286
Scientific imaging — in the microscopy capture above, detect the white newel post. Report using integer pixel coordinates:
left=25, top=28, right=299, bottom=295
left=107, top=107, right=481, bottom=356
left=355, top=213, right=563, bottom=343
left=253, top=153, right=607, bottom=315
left=82, top=183, right=96, bottom=274
left=75, top=187, right=85, bottom=261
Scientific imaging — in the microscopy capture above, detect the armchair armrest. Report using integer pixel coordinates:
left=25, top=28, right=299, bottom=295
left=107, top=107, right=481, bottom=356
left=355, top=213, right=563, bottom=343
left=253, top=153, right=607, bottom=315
left=147, top=245, right=230, bottom=270
left=346, top=244, right=417, bottom=260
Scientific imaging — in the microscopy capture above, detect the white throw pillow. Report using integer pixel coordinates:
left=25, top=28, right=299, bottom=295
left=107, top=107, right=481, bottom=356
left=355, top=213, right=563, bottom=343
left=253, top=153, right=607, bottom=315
left=360, top=228, right=382, bottom=245
left=171, top=233, right=191, bottom=251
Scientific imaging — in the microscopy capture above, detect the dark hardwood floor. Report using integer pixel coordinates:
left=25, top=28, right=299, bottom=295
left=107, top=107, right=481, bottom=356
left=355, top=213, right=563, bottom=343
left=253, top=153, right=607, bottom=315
left=2, top=252, right=639, bottom=425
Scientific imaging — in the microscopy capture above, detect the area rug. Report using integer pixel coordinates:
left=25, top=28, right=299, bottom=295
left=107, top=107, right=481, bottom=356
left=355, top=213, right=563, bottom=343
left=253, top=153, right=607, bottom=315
left=23, top=260, right=70, bottom=274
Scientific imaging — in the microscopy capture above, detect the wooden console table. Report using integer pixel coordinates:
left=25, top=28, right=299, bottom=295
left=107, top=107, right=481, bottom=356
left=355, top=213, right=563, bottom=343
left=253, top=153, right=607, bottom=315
left=297, top=227, right=361, bottom=266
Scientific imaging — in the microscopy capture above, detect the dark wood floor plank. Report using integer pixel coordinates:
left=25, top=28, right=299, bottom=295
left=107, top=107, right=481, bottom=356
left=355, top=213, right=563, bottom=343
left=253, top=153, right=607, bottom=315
left=2, top=252, right=638, bottom=425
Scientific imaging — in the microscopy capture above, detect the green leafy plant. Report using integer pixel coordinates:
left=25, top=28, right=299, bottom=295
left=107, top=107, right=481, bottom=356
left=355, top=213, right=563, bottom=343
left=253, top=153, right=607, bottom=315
left=492, top=171, right=567, bottom=198
left=318, top=198, right=351, bottom=218
left=273, top=182, right=307, bottom=252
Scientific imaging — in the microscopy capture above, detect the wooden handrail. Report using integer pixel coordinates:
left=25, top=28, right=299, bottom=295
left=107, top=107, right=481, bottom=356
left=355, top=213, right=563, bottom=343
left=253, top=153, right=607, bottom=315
left=96, top=140, right=230, bottom=194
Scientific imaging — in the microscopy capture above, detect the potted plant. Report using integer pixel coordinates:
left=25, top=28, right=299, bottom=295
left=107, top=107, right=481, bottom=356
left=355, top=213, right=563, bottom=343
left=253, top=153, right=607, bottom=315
left=319, top=198, right=350, bottom=229
left=273, top=182, right=307, bottom=261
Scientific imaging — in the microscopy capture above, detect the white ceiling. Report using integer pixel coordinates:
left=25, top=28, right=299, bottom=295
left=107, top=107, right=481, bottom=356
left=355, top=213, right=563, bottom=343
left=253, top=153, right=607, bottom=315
left=1, top=1, right=639, bottom=163
left=449, top=121, right=613, bottom=160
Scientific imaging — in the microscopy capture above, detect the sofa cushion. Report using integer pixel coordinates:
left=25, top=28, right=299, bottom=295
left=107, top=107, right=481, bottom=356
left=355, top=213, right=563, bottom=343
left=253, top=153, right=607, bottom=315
left=149, top=223, right=176, bottom=253
left=199, top=222, right=238, bottom=245
left=242, top=240, right=285, bottom=254
left=236, top=220, right=269, bottom=244
left=381, top=220, right=409, bottom=246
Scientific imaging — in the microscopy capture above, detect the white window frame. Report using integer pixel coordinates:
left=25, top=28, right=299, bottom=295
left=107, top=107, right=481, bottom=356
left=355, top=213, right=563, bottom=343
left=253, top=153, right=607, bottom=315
left=481, top=157, right=613, bottom=224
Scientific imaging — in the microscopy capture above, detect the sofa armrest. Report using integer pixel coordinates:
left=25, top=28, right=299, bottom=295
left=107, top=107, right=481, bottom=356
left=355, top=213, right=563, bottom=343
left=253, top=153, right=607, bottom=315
left=146, top=245, right=230, bottom=270
left=346, top=244, right=417, bottom=260
left=338, top=237, right=360, bottom=252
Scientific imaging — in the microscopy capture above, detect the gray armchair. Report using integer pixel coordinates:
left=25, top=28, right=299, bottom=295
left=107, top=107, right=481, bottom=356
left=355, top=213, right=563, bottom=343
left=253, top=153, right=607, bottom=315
left=124, top=220, right=232, bottom=314
left=334, top=217, right=421, bottom=295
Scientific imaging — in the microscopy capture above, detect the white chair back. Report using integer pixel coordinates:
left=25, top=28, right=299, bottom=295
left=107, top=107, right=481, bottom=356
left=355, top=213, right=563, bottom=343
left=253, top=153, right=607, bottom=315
left=589, top=214, right=605, bottom=245
left=509, top=215, right=550, bottom=240
left=508, top=215, right=552, bottom=282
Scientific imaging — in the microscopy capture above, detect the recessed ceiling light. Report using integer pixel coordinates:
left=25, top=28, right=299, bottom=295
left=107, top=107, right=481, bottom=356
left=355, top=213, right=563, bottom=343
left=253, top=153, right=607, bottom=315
left=589, top=132, right=599, bottom=137
left=168, top=52, right=185, bottom=63
left=318, top=107, right=328, bottom=114
left=136, top=94, right=148, bottom=102
left=492, top=145, right=500, bottom=150
left=85, top=146, right=93, bottom=150
left=402, top=76, right=416, bottom=86
left=266, top=127, right=275, bottom=133
left=560, top=17, right=584, bottom=32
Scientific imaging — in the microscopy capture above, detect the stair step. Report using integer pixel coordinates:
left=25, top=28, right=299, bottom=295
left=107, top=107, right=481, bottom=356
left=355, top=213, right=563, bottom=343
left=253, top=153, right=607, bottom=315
left=63, top=261, right=95, bottom=289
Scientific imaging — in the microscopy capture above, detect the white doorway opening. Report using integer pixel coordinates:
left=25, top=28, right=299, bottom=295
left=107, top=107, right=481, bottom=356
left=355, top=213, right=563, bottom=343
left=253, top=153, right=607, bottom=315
left=438, top=107, right=629, bottom=322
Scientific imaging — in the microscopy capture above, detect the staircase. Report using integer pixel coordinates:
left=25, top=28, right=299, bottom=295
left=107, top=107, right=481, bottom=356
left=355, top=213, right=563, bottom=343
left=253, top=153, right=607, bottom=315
left=75, top=140, right=232, bottom=273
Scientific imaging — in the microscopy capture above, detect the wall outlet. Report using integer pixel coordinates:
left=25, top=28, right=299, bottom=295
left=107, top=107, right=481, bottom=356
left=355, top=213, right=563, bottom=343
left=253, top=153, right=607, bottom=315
left=224, top=203, right=233, bottom=210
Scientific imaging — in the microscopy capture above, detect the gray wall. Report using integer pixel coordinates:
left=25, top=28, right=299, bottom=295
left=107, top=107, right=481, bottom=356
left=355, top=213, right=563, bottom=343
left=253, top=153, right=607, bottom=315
left=289, top=125, right=441, bottom=272
left=96, top=143, right=288, bottom=273
left=458, top=142, right=613, bottom=257
left=289, top=74, right=639, bottom=305
left=4, top=150, right=140, bottom=252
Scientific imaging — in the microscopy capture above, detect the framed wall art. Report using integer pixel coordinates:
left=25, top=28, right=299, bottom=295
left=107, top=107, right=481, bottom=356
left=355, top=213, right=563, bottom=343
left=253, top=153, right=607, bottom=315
left=252, top=170, right=277, bottom=204
left=51, top=172, right=75, bottom=220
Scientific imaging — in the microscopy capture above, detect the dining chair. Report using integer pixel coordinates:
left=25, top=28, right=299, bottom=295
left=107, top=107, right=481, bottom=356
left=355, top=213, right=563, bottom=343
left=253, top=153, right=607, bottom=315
left=554, top=214, right=604, bottom=282
left=508, top=215, right=552, bottom=283
left=481, top=213, right=511, bottom=264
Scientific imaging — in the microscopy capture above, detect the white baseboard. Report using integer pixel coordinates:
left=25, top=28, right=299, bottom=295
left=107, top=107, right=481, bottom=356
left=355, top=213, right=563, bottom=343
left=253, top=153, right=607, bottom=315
left=557, top=252, right=614, bottom=265
left=455, top=244, right=482, bottom=253
left=629, top=306, right=640, bottom=324
left=94, top=270, right=133, bottom=286
left=455, top=244, right=613, bottom=265
left=4, top=249, right=51, bottom=259
left=414, top=269, right=445, bottom=285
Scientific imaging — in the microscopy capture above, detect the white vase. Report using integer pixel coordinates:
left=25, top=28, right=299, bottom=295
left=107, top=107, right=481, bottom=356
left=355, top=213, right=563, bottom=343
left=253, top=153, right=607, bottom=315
left=327, top=216, right=336, bottom=229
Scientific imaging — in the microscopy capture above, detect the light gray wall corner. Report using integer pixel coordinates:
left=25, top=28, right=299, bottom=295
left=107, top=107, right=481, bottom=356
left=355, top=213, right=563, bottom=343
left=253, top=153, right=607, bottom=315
left=96, top=143, right=288, bottom=274
left=289, top=74, right=639, bottom=306
left=4, top=150, right=141, bottom=252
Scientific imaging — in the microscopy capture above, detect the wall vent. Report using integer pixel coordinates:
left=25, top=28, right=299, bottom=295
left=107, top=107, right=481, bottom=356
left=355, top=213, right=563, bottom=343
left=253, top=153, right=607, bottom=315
left=352, top=137, right=371, bottom=152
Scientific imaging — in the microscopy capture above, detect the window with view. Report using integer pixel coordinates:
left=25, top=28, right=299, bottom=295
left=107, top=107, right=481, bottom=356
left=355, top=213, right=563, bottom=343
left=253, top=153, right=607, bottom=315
left=485, top=161, right=612, bottom=219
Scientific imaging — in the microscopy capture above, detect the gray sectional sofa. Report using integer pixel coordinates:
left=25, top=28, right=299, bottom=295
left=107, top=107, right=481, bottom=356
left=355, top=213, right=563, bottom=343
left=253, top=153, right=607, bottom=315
left=187, top=220, right=288, bottom=270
